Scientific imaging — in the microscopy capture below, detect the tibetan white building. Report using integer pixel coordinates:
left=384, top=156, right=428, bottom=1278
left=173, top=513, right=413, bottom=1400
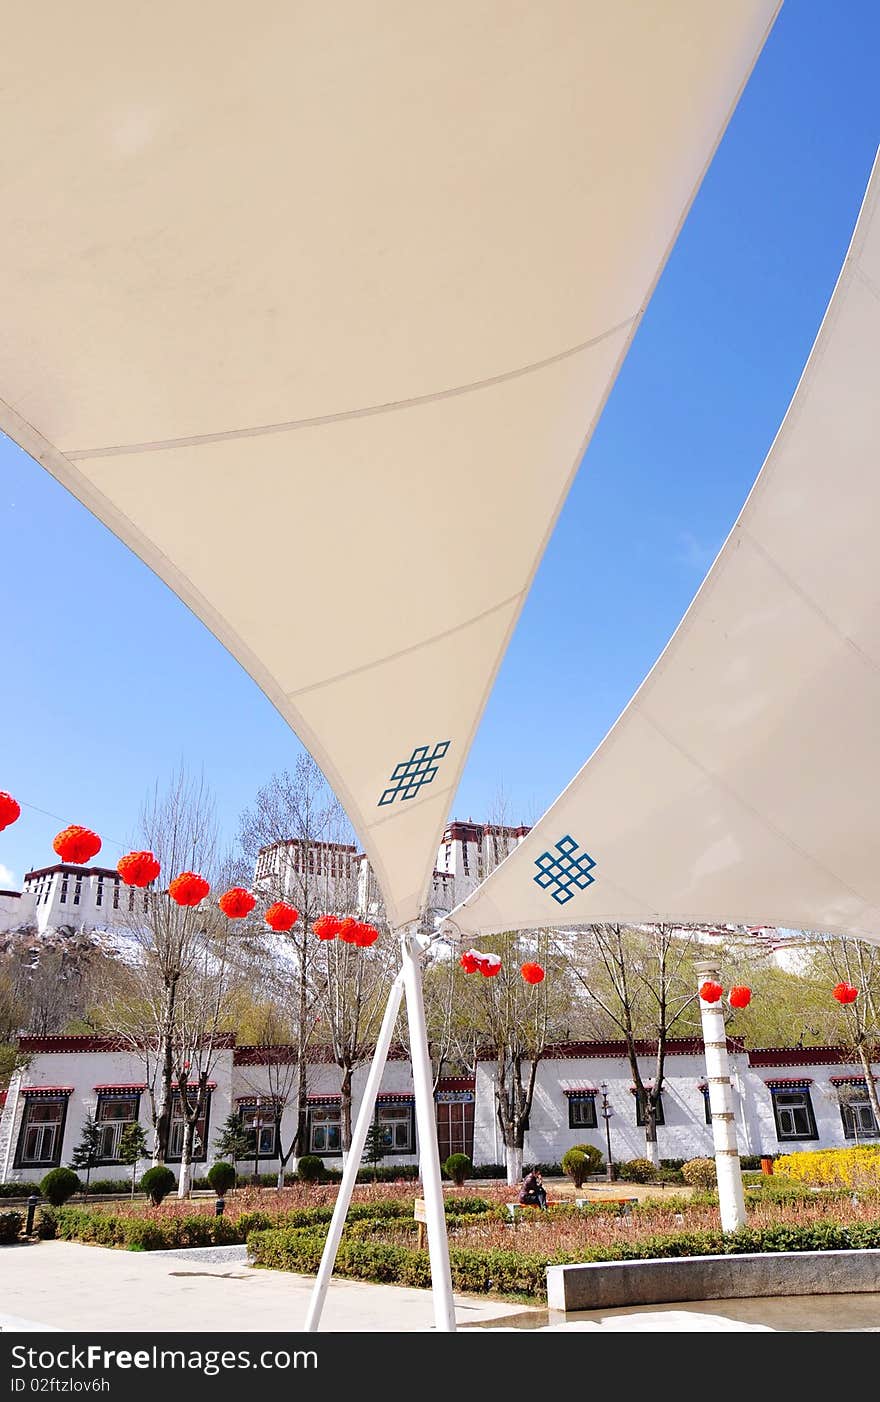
left=2, top=1034, right=877, bottom=1187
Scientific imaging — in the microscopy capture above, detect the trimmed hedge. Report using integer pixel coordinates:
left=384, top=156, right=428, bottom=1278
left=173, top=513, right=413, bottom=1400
left=32, top=1195, right=491, bottom=1252
left=248, top=1218, right=880, bottom=1301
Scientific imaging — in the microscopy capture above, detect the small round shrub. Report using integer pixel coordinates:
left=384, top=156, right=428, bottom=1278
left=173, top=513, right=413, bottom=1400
left=572, top=1143, right=604, bottom=1174
left=297, top=1155, right=325, bottom=1183
left=140, top=1164, right=176, bottom=1205
left=681, top=1156, right=717, bottom=1190
left=0, top=1210, right=23, bottom=1243
left=444, top=1153, right=472, bottom=1186
left=207, top=1162, right=237, bottom=1195
left=561, top=1148, right=589, bottom=1188
left=39, top=1167, right=81, bottom=1206
left=619, top=1157, right=658, bottom=1184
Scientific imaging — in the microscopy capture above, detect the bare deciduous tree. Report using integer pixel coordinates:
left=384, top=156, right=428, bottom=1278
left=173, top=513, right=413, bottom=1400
left=237, top=757, right=361, bottom=1169
left=559, top=923, right=704, bottom=1167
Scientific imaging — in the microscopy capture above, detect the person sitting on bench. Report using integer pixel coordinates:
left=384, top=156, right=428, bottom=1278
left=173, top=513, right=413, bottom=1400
left=518, top=1167, right=547, bottom=1210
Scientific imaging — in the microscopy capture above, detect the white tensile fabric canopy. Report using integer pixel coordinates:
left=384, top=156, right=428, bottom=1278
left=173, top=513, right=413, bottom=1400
left=1, top=3, right=777, bottom=929
left=450, top=152, right=880, bottom=945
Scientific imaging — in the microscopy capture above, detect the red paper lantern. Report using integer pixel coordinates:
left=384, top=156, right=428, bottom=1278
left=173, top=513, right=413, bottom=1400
left=728, top=985, right=752, bottom=1009
left=460, top=951, right=480, bottom=974
left=313, top=914, right=341, bottom=941
left=0, top=792, right=21, bottom=831
left=218, top=887, right=256, bottom=920
left=338, top=917, right=359, bottom=944
left=53, top=825, right=102, bottom=864
left=117, top=850, right=161, bottom=888
left=699, top=980, right=723, bottom=1004
left=833, top=982, right=859, bottom=1005
left=265, top=902, right=299, bottom=932
left=354, top=921, right=379, bottom=948
left=521, top=962, right=545, bottom=985
left=481, top=954, right=502, bottom=978
left=168, top=871, right=210, bottom=907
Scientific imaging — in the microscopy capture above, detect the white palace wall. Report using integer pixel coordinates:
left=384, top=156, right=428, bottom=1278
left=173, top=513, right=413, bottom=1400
left=1, top=1036, right=877, bottom=1185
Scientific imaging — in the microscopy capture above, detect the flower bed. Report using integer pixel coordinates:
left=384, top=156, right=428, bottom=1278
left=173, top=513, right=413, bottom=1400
left=775, top=1146, right=880, bottom=1188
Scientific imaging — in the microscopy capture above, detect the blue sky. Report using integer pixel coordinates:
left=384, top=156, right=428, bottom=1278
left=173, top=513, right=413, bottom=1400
left=1, top=2, right=878, bottom=888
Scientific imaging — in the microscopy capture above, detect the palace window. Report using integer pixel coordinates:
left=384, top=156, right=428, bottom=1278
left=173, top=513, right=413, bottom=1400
left=834, top=1082, right=880, bottom=1140
left=167, top=1091, right=211, bottom=1162
left=96, top=1094, right=140, bottom=1162
left=375, top=1102, right=415, bottom=1154
left=15, top=1095, right=70, bottom=1168
left=567, top=1095, right=597, bottom=1130
left=238, top=1103, right=278, bottom=1158
left=769, top=1086, right=818, bottom=1141
left=308, top=1104, right=342, bottom=1155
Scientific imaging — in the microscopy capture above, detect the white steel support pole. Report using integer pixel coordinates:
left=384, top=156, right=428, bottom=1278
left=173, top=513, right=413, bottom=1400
left=400, top=930, right=456, bottom=1332
left=695, top=958, right=747, bottom=1232
left=303, top=970, right=406, bottom=1332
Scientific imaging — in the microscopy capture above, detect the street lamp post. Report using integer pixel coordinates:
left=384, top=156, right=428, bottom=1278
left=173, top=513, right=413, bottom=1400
left=599, top=1082, right=614, bottom=1181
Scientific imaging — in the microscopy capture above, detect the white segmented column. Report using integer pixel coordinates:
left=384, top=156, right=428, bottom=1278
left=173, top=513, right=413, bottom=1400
left=400, top=930, right=456, bottom=1332
left=695, top=958, right=747, bottom=1232
left=304, top=969, right=405, bottom=1332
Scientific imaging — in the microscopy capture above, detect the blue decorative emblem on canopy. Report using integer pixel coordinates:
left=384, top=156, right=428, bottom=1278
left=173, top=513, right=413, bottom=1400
left=533, top=835, right=596, bottom=904
left=378, top=741, right=451, bottom=806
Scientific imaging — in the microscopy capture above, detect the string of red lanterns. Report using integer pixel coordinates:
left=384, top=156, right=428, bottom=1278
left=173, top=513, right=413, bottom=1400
left=310, top=913, right=380, bottom=948
left=0, top=792, right=21, bottom=831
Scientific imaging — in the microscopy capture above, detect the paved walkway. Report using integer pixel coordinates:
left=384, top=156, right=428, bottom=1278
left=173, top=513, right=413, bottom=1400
left=4, top=1241, right=880, bottom=1332
left=0, top=1241, right=532, bottom=1333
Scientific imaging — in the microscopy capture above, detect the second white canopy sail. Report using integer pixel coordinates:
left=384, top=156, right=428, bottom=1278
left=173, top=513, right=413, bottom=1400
left=451, top=151, right=880, bottom=945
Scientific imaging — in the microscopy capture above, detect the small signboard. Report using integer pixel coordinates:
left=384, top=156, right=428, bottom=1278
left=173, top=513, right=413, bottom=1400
left=413, top=1197, right=428, bottom=1223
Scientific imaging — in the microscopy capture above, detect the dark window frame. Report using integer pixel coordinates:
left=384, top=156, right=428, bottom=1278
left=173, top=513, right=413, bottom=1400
left=308, top=1103, right=343, bottom=1157
left=374, top=1102, right=416, bottom=1155
left=770, top=1088, right=818, bottom=1142
left=837, top=1087, right=880, bottom=1141
left=165, top=1090, right=212, bottom=1163
left=567, top=1095, right=598, bottom=1130
left=14, top=1095, right=70, bottom=1169
left=237, top=1104, right=280, bottom=1161
left=95, top=1092, right=141, bottom=1165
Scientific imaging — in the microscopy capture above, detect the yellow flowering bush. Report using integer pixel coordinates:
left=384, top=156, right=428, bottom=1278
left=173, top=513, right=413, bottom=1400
left=775, top=1146, right=880, bottom=1188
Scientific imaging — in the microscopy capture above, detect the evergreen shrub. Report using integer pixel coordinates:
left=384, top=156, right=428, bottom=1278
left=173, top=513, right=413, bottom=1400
left=39, top=1167, right=81, bottom=1206
left=140, top=1165, right=176, bottom=1205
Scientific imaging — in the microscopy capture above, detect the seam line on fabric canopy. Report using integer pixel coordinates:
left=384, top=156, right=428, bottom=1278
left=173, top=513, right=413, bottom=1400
left=63, top=315, right=636, bottom=461
left=742, top=529, right=880, bottom=679
left=635, top=703, right=869, bottom=911
left=286, top=591, right=523, bottom=700
left=855, top=263, right=880, bottom=304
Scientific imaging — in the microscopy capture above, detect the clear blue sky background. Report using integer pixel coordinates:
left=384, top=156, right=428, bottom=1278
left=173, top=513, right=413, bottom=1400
left=1, top=2, right=878, bottom=887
